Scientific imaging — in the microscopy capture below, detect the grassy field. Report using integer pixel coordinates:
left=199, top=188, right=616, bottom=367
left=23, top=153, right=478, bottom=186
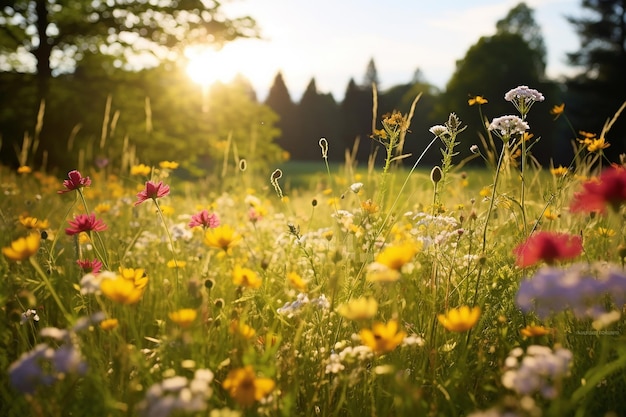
left=2, top=87, right=626, bottom=417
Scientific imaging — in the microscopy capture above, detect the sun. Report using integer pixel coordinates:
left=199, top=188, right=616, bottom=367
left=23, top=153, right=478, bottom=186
left=184, top=41, right=268, bottom=88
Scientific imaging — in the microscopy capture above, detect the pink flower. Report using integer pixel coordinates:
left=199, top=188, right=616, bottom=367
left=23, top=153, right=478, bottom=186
left=135, top=181, right=170, bottom=206
left=66, top=214, right=108, bottom=235
left=77, top=258, right=103, bottom=274
left=58, top=170, right=91, bottom=194
left=570, top=166, right=626, bottom=214
left=188, top=209, right=220, bottom=229
left=513, top=231, right=583, bottom=268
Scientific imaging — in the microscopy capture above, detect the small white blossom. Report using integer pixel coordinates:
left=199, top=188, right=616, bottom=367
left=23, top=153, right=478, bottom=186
left=429, top=125, right=449, bottom=137
left=488, top=115, right=529, bottom=139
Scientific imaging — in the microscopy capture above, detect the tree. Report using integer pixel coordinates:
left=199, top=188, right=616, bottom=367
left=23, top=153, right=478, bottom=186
left=341, top=77, right=374, bottom=164
left=296, top=78, right=341, bottom=161
left=265, top=72, right=298, bottom=160
left=0, top=0, right=259, bottom=100
left=566, top=0, right=626, bottom=158
left=496, top=2, right=547, bottom=73
left=362, top=57, right=380, bottom=89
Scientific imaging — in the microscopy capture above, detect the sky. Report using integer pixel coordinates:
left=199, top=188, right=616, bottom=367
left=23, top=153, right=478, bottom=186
left=208, top=0, right=584, bottom=101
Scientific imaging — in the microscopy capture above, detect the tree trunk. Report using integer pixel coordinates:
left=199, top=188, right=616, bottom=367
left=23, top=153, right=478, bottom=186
left=35, top=0, right=51, bottom=101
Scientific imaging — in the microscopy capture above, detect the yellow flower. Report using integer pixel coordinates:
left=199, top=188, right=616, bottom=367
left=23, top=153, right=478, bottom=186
left=586, top=137, right=610, bottom=153
left=169, top=309, right=197, bottom=328
left=204, top=225, right=241, bottom=252
left=222, top=366, right=275, bottom=407
left=375, top=242, right=421, bottom=271
left=159, top=161, right=179, bottom=170
left=287, top=272, right=307, bottom=292
left=167, top=260, right=186, bottom=268
left=159, top=205, right=175, bottom=216
left=19, top=215, right=50, bottom=230
left=2, top=233, right=40, bottom=261
left=359, top=320, right=406, bottom=354
left=479, top=186, right=492, bottom=198
left=336, top=297, right=378, bottom=320
left=361, top=199, right=379, bottom=214
left=520, top=325, right=551, bottom=337
left=438, top=306, right=481, bottom=332
left=544, top=207, right=558, bottom=221
left=78, top=232, right=90, bottom=244
left=322, top=230, right=334, bottom=241
left=232, top=265, right=262, bottom=289
left=100, top=277, right=145, bottom=304
left=94, top=203, right=111, bottom=214
left=468, top=95, right=488, bottom=106
left=100, top=318, right=119, bottom=331
left=130, top=163, right=151, bottom=176
left=550, top=103, right=565, bottom=119
left=550, top=166, right=569, bottom=176
left=597, top=227, right=616, bottom=237
left=229, top=320, right=256, bottom=339
left=17, top=166, right=32, bottom=174
left=119, top=267, right=149, bottom=290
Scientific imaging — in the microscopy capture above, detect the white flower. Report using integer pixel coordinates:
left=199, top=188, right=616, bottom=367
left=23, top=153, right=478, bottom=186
left=488, top=115, right=529, bottom=139
left=349, top=182, right=364, bottom=193
left=429, top=125, right=448, bottom=137
left=504, top=85, right=545, bottom=103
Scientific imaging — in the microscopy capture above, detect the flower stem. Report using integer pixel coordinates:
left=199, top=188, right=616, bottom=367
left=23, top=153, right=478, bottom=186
left=30, top=257, right=71, bottom=319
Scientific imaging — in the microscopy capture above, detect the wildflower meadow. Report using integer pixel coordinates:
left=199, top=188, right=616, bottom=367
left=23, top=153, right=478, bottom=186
left=3, top=86, right=626, bottom=417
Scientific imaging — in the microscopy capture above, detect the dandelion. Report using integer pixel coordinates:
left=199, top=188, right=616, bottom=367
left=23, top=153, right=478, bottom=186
left=513, top=231, right=583, bottom=267
left=468, top=95, right=488, bottom=106
left=232, top=265, right=262, bottom=289
left=100, top=276, right=145, bottom=304
left=130, top=163, right=151, bottom=176
left=359, top=320, right=406, bottom=354
left=169, top=309, right=197, bottom=328
left=437, top=306, right=481, bottom=332
left=19, top=215, right=49, bottom=230
left=65, top=213, right=107, bottom=235
left=336, top=297, right=378, bottom=320
left=135, top=181, right=170, bottom=206
left=488, top=115, right=529, bottom=141
left=570, top=166, right=626, bottom=214
left=188, top=209, right=220, bottom=229
left=58, top=170, right=91, bottom=194
left=2, top=233, right=40, bottom=261
left=204, top=225, right=241, bottom=252
left=222, top=366, right=275, bottom=407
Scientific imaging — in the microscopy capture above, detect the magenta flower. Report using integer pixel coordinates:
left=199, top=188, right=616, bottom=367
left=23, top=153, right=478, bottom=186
left=188, top=209, right=220, bottom=229
left=135, top=181, right=170, bottom=206
left=65, top=214, right=108, bottom=235
left=76, top=258, right=103, bottom=274
left=58, top=170, right=91, bottom=194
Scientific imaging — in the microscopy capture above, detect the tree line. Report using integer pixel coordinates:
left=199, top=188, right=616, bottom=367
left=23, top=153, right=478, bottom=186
left=0, top=1, right=624, bottom=175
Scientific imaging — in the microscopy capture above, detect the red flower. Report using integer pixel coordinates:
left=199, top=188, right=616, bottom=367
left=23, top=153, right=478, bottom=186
left=513, top=231, right=583, bottom=267
left=188, top=209, right=220, bottom=229
left=135, top=181, right=170, bottom=206
left=570, top=166, right=626, bottom=214
left=66, top=214, right=108, bottom=235
left=77, top=258, right=103, bottom=274
left=58, top=170, right=91, bottom=194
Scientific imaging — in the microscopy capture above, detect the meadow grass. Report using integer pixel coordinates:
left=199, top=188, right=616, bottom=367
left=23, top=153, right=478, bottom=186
left=2, top=86, right=626, bottom=417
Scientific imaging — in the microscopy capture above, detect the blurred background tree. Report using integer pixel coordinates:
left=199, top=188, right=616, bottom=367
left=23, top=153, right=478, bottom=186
left=566, top=0, right=626, bottom=159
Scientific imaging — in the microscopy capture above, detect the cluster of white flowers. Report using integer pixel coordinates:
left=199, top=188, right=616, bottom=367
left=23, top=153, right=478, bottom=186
left=504, top=85, right=545, bottom=116
left=138, top=369, right=214, bottom=417
left=277, top=293, right=330, bottom=317
left=405, top=211, right=461, bottom=249
left=325, top=343, right=374, bottom=374
left=488, top=115, right=529, bottom=139
left=20, top=308, right=40, bottom=324
left=502, top=345, right=572, bottom=399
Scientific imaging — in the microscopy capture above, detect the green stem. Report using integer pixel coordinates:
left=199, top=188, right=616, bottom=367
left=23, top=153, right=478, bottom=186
left=153, top=200, right=180, bottom=293
left=30, top=257, right=71, bottom=319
